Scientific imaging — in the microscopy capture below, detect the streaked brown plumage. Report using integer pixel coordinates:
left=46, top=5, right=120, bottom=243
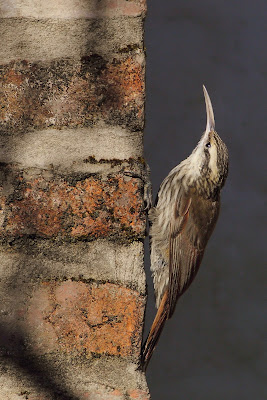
left=141, top=86, right=229, bottom=371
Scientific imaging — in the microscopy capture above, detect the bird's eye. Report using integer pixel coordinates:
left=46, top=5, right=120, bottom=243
left=206, top=142, right=211, bottom=148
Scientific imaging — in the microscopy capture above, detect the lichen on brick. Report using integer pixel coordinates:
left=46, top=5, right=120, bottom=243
left=0, top=167, right=146, bottom=241
left=0, top=55, right=145, bottom=134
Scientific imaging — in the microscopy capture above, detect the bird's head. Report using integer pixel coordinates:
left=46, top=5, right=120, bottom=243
left=188, top=86, right=229, bottom=197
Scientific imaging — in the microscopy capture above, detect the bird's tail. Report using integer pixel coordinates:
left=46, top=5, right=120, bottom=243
left=141, top=290, right=169, bottom=371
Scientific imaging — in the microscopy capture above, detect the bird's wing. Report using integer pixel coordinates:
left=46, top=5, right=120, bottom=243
left=168, top=189, right=219, bottom=318
left=141, top=188, right=219, bottom=370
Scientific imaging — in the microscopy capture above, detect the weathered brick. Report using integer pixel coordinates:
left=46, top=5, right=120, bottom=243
left=0, top=168, right=146, bottom=241
left=76, top=388, right=125, bottom=400
left=27, top=395, right=51, bottom=400
left=0, top=55, right=145, bottom=133
left=26, top=386, right=147, bottom=400
left=0, top=0, right=149, bottom=397
left=127, top=389, right=150, bottom=400
left=24, top=281, right=145, bottom=358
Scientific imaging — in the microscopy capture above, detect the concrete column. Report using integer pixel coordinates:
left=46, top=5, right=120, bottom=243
left=0, top=1, right=149, bottom=399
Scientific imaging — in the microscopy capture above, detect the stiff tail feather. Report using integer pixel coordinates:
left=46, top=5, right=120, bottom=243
left=141, top=290, right=169, bottom=371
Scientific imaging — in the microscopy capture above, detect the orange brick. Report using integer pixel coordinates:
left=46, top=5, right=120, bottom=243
left=25, top=281, right=144, bottom=358
left=127, top=389, right=150, bottom=400
left=0, top=172, right=145, bottom=240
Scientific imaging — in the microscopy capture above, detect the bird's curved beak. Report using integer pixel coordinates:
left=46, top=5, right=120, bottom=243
left=203, top=85, right=215, bottom=134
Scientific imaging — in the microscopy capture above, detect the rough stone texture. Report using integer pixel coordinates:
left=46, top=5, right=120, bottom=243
left=0, top=55, right=145, bottom=133
left=0, top=0, right=149, bottom=398
left=5, top=280, right=145, bottom=358
left=0, top=358, right=149, bottom=399
left=0, top=0, right=147, bottom=19
left=0, top=165, right=146, bottom=241
left=0, top=238, right=147, bottom=396
left=0, top=127, right=144, bottom=166
left=0, top=240, right=146, bottom=293
left=0, top=18, right=144, bottom=63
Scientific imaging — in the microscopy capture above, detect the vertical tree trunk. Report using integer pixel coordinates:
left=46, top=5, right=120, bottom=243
left=0, top=1, right=149, bottom=399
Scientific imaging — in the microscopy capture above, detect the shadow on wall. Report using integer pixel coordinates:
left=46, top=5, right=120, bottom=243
left=0, top=323, right=80, bottom=399
left=0, top=1, right=121, bottom=398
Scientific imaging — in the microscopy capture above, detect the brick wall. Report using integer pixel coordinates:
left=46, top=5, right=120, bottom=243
left=0, top=1, right=150, bottom=399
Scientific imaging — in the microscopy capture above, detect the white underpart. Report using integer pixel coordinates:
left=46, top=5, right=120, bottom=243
left=185, top=146, right=202, bottom=184
left=208, top=141, right=218, bottom=180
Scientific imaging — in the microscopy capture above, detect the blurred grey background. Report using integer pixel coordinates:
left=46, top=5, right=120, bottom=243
left=143, top=1, right=266, bottom=399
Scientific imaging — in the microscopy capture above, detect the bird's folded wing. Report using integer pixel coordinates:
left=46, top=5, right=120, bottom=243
left=168, top=189, right=205, bottom=318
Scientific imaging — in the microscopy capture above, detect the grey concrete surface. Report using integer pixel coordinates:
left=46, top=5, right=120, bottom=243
left=0, top=356, right=148, bottom=399
left=0, top=0, right=144, bottom=18
left=0, top=17, right=143, bottom=63
left=0, top=240, right=146, bottom=295
left=0, top=126, right=144, bottom=166
left=143, top=1, right=266, bottom=399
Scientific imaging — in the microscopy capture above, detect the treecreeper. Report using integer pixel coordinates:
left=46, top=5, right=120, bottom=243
left=141, top=86, right=229, bottom=371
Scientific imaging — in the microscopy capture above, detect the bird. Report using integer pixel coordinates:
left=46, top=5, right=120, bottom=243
left=141, top=86, right=229, bottom=371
